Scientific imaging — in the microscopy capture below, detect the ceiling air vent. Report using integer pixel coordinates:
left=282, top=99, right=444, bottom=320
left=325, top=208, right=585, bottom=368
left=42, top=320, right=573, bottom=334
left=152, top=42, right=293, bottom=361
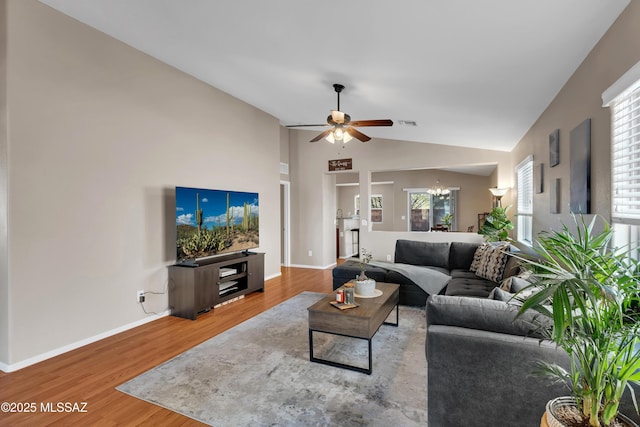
left=397, top=120, right=417, bottom=126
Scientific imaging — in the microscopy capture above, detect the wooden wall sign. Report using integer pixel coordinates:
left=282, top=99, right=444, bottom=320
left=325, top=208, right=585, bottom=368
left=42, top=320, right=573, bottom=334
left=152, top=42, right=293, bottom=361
left=328, top=159, right=353, bottom=171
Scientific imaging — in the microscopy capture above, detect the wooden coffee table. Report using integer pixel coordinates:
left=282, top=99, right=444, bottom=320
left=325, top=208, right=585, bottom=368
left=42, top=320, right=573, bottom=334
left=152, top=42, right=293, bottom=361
left=307, top=282, right=400, bottom=374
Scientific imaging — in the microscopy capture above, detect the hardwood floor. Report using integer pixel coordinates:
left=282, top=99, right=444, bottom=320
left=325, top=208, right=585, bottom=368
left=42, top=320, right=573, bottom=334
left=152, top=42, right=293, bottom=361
left=0, top=266, right=336, bottom=426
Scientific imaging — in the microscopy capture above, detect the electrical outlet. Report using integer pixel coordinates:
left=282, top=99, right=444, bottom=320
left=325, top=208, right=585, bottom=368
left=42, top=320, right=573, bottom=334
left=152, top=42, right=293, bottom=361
left=386, top=254, right=392, bottom=261
left=137, top=290, right=145, bottom=303
left=308, top=250, right=313, bottom=257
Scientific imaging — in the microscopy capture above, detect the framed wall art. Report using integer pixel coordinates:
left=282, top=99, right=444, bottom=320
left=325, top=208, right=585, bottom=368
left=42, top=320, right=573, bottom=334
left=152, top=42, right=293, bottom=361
left=536, top=163, right=544, bottom=194
left=551, top=178, right=560, bottom=214
left=549, top=129, right=560, bottom=167
left=569, top=119, right=591, bottom=214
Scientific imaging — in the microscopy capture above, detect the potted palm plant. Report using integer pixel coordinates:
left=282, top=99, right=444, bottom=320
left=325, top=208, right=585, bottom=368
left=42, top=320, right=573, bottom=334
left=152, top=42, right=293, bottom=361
left=515, top=215, right=640, bottom=427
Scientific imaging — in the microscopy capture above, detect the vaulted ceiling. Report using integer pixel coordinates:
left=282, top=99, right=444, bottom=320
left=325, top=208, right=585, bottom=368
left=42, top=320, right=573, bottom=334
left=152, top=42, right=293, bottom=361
left=40, top=0, right=630, bottom=151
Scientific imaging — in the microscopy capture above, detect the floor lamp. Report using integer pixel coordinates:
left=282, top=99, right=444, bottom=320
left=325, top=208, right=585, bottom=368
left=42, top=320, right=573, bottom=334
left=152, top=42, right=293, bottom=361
left=489, top=188, right=509, bottom=207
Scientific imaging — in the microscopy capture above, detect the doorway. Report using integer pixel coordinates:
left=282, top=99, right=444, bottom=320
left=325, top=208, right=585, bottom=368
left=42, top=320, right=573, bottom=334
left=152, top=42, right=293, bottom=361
left=280, top=181, right=291, bottom=266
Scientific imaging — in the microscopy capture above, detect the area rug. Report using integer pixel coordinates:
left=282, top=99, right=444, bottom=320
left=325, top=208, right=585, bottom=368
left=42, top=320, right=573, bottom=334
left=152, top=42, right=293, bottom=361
left=117, top=292, right=427, bottom=426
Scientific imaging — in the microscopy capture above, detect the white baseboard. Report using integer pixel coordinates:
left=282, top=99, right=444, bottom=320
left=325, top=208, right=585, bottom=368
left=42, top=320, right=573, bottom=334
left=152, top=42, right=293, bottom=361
left=0, top=270, right=308, bottom=373
left=265, top=271, right=282, bottom=281
left=289, top=263, right=336, bottom=270
left=0, top=310, right=170, bottom=373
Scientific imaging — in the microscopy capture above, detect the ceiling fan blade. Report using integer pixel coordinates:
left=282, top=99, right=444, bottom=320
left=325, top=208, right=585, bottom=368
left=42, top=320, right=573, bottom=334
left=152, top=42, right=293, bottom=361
left=286, top=124, right=329, bottom=128
left=348, top=119, right=393, bottom=127
left=310, top=129, right=333, bottom=142
left=346, top=127, right=371, bottom=142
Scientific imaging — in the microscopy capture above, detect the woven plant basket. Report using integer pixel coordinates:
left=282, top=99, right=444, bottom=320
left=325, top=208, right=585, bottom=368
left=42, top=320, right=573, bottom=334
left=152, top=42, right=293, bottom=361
left=541, top=397, right=638, bottom=427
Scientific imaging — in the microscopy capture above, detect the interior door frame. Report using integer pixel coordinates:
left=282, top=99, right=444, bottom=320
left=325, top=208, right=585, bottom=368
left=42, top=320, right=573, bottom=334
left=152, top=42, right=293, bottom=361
left=280, top=181, right=291, bottom=267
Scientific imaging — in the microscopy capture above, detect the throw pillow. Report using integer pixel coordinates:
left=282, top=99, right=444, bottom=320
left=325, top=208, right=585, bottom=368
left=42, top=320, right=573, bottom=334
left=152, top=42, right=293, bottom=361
left=501, top=272, right=533, bottom=292
left=488, top=287, right=519, bottom=304
left=469, top=243, right=490, bottom=272
left=474, top=243, right=510, bottom=282
left=509, top=276, right=532, bottom=293
left=501, top=255, right=521, bottom=280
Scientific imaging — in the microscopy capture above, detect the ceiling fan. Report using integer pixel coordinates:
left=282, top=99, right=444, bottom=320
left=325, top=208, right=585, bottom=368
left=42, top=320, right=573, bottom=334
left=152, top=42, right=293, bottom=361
left=286, top=84, right=393, bottom=143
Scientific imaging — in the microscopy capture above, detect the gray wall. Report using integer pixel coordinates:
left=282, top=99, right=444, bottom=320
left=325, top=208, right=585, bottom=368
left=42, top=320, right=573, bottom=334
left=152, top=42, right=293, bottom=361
left=1, top=0, right=281, bottom=369
left=289, top=134, right=511, bottom=267
left=0, top=0, right=8, bottom=365
left=510, top=1, right=640, bottom=238
left=370, top=169, right=493, bottom=232
left=280, top=126, right=289, bottom=182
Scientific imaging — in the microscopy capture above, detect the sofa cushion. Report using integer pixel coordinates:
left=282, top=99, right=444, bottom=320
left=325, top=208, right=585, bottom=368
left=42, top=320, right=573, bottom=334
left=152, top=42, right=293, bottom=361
left=426, top=295, right=552, bottom=339
left=488, top=287, right=518, bottom=303
left=469, top=243, right=490, bottom=272
left=444, top=277, right=496, bottom=298
left=449, top=242, right=480, bottom=270
left=474, top=243, right=510, bottom=282
left=395, top=240, right=451, bottom=269
left=502, top=255, right=521, bottom=280
left=449, top=269, right=482, bottom=279
left=509, top=276, right=532, bottom=293
left=501, top=272, right=533, bottom=291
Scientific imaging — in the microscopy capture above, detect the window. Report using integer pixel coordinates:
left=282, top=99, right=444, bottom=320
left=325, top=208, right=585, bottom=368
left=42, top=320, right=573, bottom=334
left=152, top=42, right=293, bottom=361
left=516, top=156, right=533, bottom=245
left=610, top=80, right=640, bottom=224
left=354, top=194, right=383, bottom=223
left=408, top=191, right=430, bottom=231
left=406, top=189, right=458, bottom=231
left=370, top=195, right=383, bottom=223
left=604, top=60, right=640, bottom=259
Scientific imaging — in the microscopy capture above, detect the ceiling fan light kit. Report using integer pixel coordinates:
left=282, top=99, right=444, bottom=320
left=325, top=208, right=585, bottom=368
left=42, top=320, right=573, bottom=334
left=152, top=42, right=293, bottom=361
left=286, top=83, right=393, bottom=143
left=326, top=128, right=352, bottom=144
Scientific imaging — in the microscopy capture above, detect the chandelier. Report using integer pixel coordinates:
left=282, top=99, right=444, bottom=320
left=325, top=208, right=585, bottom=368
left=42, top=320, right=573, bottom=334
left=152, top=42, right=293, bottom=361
left=427, top=179, right=450, bottom=196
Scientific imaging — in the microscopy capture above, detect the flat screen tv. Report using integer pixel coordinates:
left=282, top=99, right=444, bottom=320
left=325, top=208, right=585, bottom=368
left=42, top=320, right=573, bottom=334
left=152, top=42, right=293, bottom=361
left=175, top=186, right=259, bottom=263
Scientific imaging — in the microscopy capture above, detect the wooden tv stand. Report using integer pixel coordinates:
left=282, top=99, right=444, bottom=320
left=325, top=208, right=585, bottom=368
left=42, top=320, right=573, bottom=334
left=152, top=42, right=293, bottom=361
left=168, top=252, right=264, bottom=320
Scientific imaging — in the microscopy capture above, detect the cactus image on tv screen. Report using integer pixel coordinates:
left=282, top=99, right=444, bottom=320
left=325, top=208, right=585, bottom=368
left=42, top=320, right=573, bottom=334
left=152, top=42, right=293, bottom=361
left=175, top=186, right=259, bottom=261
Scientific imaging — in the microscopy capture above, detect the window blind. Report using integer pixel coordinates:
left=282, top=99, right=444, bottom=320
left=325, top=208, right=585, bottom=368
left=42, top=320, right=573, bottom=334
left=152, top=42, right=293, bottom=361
left=516, top=156, right=533, bottom=215
left=611, top=85, right=640, bottom=225
left=516, top=156, right=533, bottom=245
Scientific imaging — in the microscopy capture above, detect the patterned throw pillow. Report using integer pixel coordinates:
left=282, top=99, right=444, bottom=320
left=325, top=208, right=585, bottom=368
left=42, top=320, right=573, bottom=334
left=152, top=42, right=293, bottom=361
left=474, top=243, right=510, bottom=282
left=469, top=243, right=490, bottom=272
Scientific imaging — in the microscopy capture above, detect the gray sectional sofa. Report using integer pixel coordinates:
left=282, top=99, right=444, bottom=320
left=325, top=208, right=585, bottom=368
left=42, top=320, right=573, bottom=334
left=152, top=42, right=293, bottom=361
left=426, top=294, right=640, bottom=426
left=332, top=239, right=519, bottom=305
left=426, top=294, right=569, bottom=426
left=333, top=238, right=640, bottom=425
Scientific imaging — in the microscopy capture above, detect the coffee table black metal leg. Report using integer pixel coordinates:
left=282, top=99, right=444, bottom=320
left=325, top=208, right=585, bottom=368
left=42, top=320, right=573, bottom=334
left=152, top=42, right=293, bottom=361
left=383, top=303, right=399, bottom=327
left=308, top=304, right=397, bottom=375
left=308, top=329, right=373, bottom=375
